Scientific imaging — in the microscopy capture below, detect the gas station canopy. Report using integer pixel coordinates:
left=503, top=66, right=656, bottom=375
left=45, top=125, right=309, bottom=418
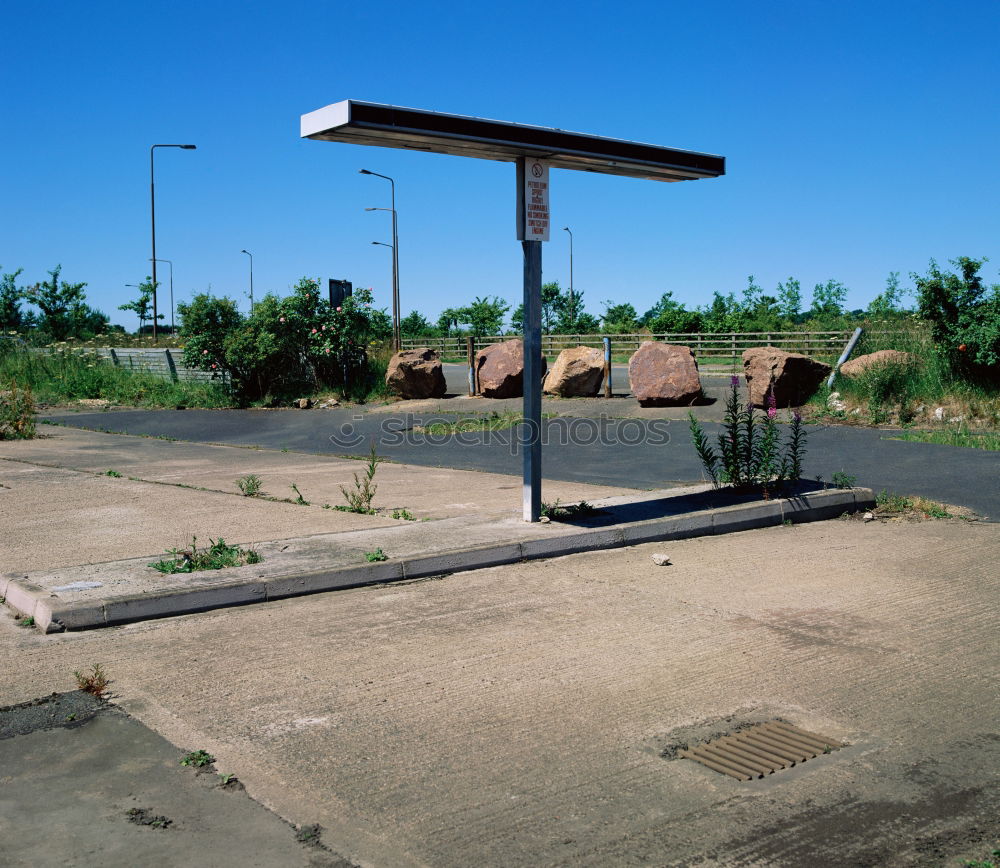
left=300, top=100, right=725, bottom=182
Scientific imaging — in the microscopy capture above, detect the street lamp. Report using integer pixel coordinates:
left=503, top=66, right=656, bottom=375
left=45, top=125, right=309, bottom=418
left=150, top=143, right=196, bottom=344
left=149, top=258, right=173, bottom=334
left=360, top=169, right=400, bottom=350
left=563, top=226, right=574, bottom=325
left=240, top=249, right=254, bottom=311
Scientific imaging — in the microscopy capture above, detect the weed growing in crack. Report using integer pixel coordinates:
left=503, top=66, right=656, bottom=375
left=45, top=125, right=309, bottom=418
left=365, top=548, right=389, bottom=562
left=236, top=474, right=262, bottom=496
left=179, top=749, right=215, bottom=767
left=339, top=441, right=382, bottom=514
left=149, top=536, right=262, bottom=574
left=74, top=663, right=110, bottom=698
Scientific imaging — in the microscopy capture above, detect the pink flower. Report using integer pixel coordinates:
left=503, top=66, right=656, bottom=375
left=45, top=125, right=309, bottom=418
left=336, top=306, right=342, bottom=312
left=311, top=328, right=317, bottom=334
left=279, top=316, right=286, bottom=323
left=202, top=349, right=208, bottom=355
left=324, top=348, right=330, bottom=354
left=321, top=324, right=326, bottom=330
left=767, top=405, right=777, bottom=420
left=210, top=363, right=217, bottom=369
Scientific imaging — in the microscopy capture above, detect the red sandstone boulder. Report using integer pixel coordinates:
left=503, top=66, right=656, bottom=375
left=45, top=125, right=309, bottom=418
left=385, top=348, right=447, bottom=399
left=742, top=346, right=831, bottom=407
left=628, top=342, right=702, bottom=406
left=476, top=339, right=546, bottom=399
left=543, top=346, right=605, bottom=397
left=838, top=349, right=915, bottom=378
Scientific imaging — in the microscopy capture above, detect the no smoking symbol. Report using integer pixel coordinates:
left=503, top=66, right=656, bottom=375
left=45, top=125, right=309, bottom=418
left=531, top=162, right=543, bottom=178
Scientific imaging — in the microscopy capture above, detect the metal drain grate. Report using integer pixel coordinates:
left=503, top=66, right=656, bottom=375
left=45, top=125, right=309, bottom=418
left=680, top=720, right=843, bottom=781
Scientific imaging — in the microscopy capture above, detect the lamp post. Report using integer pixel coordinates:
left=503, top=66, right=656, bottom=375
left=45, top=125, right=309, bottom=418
left=149, top=258, right=173, bottom=334
left=563, top=226, right=574, bottom=327
left=360, top=169, right=400, bottom=350
left=371, top=240, right=395, bottom=322
left=150, top=143, right=196, bottom=344
left=240, top=249, right=254, bottom=311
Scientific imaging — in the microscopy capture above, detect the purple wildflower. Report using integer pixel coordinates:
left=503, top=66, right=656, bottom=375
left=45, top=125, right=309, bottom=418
left=730, top=375, right=740, bottom=387
left=793, top=410, right=802, bottom=423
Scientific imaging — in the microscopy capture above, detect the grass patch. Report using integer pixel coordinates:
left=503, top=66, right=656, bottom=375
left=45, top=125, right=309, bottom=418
left=0, top=344, right=231, bottom=409
left=418, top=410, right=530, bottom=436
left=339, top=441, right=382, bottom=513
left=874, top=490, right=952, bottom=519
left=365, top=548, right=389, bottom=562
left=149, top=536, right=262, bottom=574
left=822, top=323, right=1000, bottom=427
left=74, top=663, right=110, bottom=697
left=887, top=427, right=1000, bottom=450
left=391, top=508, right=415, bottom=521
left=290, top=482, right=309, bottom=505
left=541, top=499, right=596, bottom=520
left=16, top=616, right=35, bottom=628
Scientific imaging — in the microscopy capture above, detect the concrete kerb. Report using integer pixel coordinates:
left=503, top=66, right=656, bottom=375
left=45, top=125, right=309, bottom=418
left=3, top=488, right=874, bottom=632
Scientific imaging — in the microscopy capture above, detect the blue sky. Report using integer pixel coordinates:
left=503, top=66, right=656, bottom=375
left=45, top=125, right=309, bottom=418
left=3, top=0, right=999, bottom=330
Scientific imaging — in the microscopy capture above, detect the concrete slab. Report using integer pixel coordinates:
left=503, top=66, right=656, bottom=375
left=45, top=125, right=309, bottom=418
left=1, top=518, right=996, bottom=866
left=3, top=486, right=874, bottom=632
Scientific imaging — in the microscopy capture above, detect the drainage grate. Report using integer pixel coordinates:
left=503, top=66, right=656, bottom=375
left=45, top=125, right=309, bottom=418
left=679, top=720, right=843, bottom=781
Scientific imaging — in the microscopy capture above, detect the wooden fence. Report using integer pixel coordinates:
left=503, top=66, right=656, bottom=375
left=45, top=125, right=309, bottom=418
left=400, top=331, right=855, bottom=366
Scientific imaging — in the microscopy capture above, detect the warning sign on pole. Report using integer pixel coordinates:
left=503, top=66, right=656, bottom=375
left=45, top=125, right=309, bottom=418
left=516, top=159, right=550, bottom=241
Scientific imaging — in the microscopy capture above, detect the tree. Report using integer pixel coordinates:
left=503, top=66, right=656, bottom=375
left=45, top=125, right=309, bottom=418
left=642, top=291, right=702, bottom=333
left=455, top=295, right=510, bottom=336
left=698, top=292, right=747, bottom=333
left=400, top=310, right=433, bottom=337
left=0, top=267, right=25, bottom=331
left=436, top=308, right=461, bottom=336
left=776, top=277, right=802, bottom=322
left=22, top=265, right=91, bottom=340
left=914, top=257, right=1000, bottom=377
left=601, top=301, right=639, bottom=334
left=867, top=272, right=908, bottom=319
left=118, top=278, right=163, bottom=333
left=809, top=279, right=848, bottom=319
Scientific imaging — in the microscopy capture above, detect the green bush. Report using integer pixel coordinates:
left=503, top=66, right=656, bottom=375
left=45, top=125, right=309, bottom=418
left=0, top=379, right=36, bottom=440
left=179, top=279, right=391, bottom=404
left=0, top=344, right=229, bottom=409
left=914, top=257, right=1000, bottom=381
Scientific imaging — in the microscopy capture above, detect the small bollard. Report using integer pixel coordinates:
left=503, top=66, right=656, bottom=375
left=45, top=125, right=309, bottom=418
left=466, top=335, right=476, bottom=396
left=603, top=336, right=612, bottom=398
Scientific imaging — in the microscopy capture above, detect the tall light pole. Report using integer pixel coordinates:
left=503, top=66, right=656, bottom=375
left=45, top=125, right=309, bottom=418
left=149, top=258, right=173, bottom=334
left=563, top=226, right=574, bottom=327
left=150, top=143, right=196, bottom=344
left=372, top=241, right=399, bottom=310
left=360, top=169, right=399, bottom=350
left=240, top=249, right=254, bottom=311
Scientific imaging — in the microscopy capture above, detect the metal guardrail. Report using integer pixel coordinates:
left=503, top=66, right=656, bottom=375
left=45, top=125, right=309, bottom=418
left=400, top=331, right=854, bottom=363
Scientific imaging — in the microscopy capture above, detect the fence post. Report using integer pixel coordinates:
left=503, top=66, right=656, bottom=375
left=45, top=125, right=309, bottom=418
left=466, top=336, right=476, bottom=396
left=603, top=336, right=612, bottom=398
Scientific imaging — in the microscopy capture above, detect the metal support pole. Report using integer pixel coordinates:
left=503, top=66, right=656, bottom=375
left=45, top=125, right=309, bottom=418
left=522, top=239, right=542, bottom=522
left=827, top=327, right=863, bottom=389
left=150, top=147, right=158, bottom=344
left=466, top=335, right=476, bottom=396
left=603, top=336, right=612, bottom=398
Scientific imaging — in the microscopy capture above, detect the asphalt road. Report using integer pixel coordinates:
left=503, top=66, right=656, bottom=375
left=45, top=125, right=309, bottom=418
left=44, top=408, right=999, bottom=520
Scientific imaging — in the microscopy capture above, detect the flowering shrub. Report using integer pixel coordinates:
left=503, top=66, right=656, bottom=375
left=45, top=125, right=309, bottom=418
left=688, top=376, right=807, bottom=490
left=179, top=278, right=391, bottom=403
left=0, top=378, right=35, bottom=440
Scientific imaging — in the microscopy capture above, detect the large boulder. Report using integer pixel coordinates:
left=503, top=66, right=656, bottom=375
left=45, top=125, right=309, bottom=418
left=742, top=346, right=831, bottom=407
left=543, top=345, right=605, bottom=397
left=476, top=339, right=546, bottom=399
left=385, top=348, right=447, bottom=399
left=628, top=342, right=702, bottom=406
left=838, top=349, right=915, bottom=378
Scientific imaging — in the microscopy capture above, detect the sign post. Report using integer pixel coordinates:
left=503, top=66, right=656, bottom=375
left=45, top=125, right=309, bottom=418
left=300, top=99, right=724, bottom=523
left=516, top=157, right=549, bottom=521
